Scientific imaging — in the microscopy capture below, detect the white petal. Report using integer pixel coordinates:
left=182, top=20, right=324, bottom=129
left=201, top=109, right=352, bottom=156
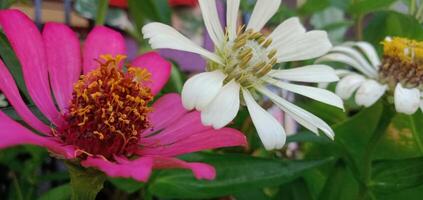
left=264, top=77, right=344, bottom=110
left=275, top=31, right=332, bottom=62
left=268, top=65, right=339, bottom=83
left=335, top=69, right=354, bottom=78
left=258, top=86, right=335, bottom=139
left=335, top=74, right=366, bottom=99
left=355, top=80, right=387, bottom=107
left=394, top=83, right=420, bottom=115
left=346, top=41, right=381, bottom=68
left=316, top=53, right=376, bottom=78
left=242, top=88, right=286, bottom=150
left=269, top=17, right=306, bottom=47
left=201, top=80, right=241, bottom=129
left=199, top=0, right=225, bottom=47
left=246, top=0, right=282, bottom=31
left=142, top=22, right=223, bottom=64
left=226, top=0, right=240, bottom=41
left=181, top=70, right=226, bottom=111
left=329, top=46, right=378, bottom=78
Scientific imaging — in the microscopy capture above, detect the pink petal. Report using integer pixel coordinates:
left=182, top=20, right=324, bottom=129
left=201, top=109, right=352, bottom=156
left=0, top=60, right=50, bottom=134
left=142, top=93, right=188, bottom=137
left=0, top=111, right=76, bottom=159
left=131, top=52, right=171, bottom=95
left=142, top=111, right=210, bottom=146
left=83, top=26, right=126, bottom=74
left=43, top=22, right=81, bottom=112
left=0, top=9, right=64, bottom=127
left=151, top=156, right=216, bottom=180
left=140, top=128, right=247, bottom=157
left=81, top=156, right=153, bottom=182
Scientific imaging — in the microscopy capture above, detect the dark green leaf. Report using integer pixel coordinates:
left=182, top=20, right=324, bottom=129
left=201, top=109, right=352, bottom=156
left=109, top=178, right=145, bottom=194
left=279, top=178, right=315, bottom=200
left=66, top=162, right=106, bottom=200
left=148, top=153, right=333, bottom=199
left=348, top=0, right=397, bottom=15
left=374, top=112, right=423, bottom=160
left=318, top=161, right=359, bottom=200
left=38, top=184, right=71, bottom=200
left=0, top=31, right=32, bottom=101
left=364, top=11, right=423, bottom=49
left=298, top=0, right=330, bottom=15
left=371, top=156, right=423, bottom=192
left=297, top=100, right=347, bottom=125
left=0, top=0, right=16, bottom=9
left=334, top=101, right=383, bottom=161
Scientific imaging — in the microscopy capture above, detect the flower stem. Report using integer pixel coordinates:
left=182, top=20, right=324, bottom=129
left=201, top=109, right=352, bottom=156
left=66, top=161, right=106, bottom=200
left=357, top=102, right=395, bottom=200
left=95, top=0, right=109, bottom=25
left=355, top=15, right=364, bottom=41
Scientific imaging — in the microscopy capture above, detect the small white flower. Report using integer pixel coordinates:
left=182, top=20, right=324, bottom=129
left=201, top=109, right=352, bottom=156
left=142, top=0, right=343, bottom=150
left=317, top=37, right=423, bottom=115
left=0, top=93, right=7, bottom=107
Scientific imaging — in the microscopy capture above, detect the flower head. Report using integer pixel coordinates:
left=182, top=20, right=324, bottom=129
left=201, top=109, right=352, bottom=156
left=142, top=0, right=343, bottom=150
left=317, top=37, right=423, bottom=114
left=0, top=9, right=246, bottom=181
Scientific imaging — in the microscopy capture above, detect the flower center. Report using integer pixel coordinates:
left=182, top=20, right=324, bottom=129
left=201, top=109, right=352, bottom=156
left=379, top=37, right=423, bottom=89
left=208, top=28, right=277, bottom=87
left=60, top=55, right=153, bottom=160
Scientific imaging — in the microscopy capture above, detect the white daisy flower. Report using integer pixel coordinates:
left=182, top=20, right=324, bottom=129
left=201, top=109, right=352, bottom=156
left=317, top=37, right=423, bottom=115
left=142, top=0, right=343, bottom=150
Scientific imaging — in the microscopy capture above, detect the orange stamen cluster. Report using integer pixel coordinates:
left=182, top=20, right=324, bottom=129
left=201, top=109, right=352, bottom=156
left=61, top=55, right=153, bottom=160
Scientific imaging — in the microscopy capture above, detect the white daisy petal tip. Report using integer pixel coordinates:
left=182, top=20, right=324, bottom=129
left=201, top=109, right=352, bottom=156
left=201, top=80, right=241, bottom=129
left=181, top=71, right=226, bottom=112
left=242, top=88, right=286, bottom=150
left=355, top=80, right=387, bottom=107
left=394, top=83, right=420, bottom=115
left=335, top=74, right=366, bottom=100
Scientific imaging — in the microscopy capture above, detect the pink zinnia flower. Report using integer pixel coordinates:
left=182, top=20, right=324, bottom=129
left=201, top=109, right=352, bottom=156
left=0, top=10, right=246, bottom=181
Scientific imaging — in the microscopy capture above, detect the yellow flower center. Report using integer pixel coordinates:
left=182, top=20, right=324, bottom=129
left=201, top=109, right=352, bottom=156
left=379, top=37, right=423, bottom=88
left=208, top=27, right=277, bottom=87
left=60, top=55, right=153, bottom=160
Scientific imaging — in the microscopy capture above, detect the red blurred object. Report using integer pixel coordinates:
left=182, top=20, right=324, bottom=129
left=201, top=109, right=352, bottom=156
left=109, top=0, right=198, bottom=8
left=169, top=0, right=198, bottom=7
left=109, top=0, right=128, bottom=8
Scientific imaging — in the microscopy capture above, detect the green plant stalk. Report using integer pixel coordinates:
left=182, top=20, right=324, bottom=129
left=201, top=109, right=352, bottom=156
left=95, top=0, right=109, bottom=25
left=410, top=0, right=417, bottom=15
left=357, top=102, right=395, bottom=200
left=355, top=15, right=364, bottom=41
left=66, top=161, right=106, bottom=200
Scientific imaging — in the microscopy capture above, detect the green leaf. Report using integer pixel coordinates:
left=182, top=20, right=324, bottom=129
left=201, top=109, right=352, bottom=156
left=298, top=0, right=331, bottom=15
left=148, top=153, right=333, bottom=199
left=348, top=0, right=397, bottom=15
left=374, top=112, right=423, bottom=160
left=371, top=156, right=423, bottom=192
left=334, top=101, right=383, bottom=162
left=160, top=64, right=185, bottom=94
left=0, top=31, right=32, bottom=101
left=0, top=0, right=15, bottom=9
left=279, top=178, right=315, bottom=200
left=297, top=100, right=347, bottom=125
left=128, top=0, right=171, bottom=26
left=66, top=162, right=106, bottom=200
left=38, top=184, right=71, bottom=200
left=318, top=161, right=359, bottom=200
left=364, top=11, right=423, bottom=49
left=95, top=0, right=109, bottom=25
left=109, top=178, right=145, bottom=194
